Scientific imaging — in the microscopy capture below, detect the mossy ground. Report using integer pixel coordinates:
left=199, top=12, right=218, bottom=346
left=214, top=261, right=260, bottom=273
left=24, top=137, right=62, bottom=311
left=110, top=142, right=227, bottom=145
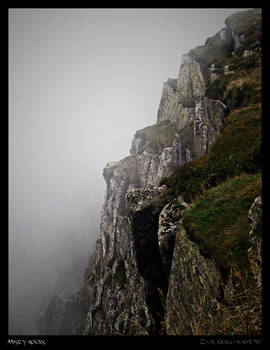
left=182, top=172, right=261, bottom=276
left=205, top=61, right=261, bottom=111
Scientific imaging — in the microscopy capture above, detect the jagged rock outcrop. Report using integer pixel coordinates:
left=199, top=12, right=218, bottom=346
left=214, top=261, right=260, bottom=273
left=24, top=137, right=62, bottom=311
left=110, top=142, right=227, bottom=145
left=37, top=9, right=261, bottom=336
left=84, top=158, right=155, bottom=335
left=157, top=78, right=195, bottom=131
left=165, top=194, right=262, bottom=335
left=177, top=54, right=209, bottom=99
left=38, top=41, right=228, bottom=338
left=81, top=48, right=227, bottom=333
left=130, top=122, right=183, bottom=187
left=194, top=97, right=227, bottom=157
left=126, top=185, right=168, bottom=333
left=157, top=196, right=189, bottom=281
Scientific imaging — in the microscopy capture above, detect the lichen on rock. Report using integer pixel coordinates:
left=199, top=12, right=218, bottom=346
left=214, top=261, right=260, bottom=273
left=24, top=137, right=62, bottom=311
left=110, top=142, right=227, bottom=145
left=164, top=222, right=221, bottom=335
left=194, top=97, right=227, bottom=157
left=177, top=54, right=209, bottom=98
left=157, top=196, right=189, bottom=281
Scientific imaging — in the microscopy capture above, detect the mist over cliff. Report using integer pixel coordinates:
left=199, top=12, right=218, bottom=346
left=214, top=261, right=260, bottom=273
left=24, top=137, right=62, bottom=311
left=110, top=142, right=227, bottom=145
left=9, top=8, right=254, bottom=335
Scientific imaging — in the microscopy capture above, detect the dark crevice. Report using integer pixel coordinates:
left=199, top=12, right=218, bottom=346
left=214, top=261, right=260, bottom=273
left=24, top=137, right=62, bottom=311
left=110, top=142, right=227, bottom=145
left=128, top=205, right=169, bottom=335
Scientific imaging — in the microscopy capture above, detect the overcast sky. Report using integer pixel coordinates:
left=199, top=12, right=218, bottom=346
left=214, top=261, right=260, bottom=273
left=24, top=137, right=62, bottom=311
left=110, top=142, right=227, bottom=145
left=8, top=8, right=247, bottom=334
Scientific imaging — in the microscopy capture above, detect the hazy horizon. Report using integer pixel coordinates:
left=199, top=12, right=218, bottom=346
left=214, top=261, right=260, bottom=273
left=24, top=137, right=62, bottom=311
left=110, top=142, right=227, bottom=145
left=9, top=8, right=247, bottom=334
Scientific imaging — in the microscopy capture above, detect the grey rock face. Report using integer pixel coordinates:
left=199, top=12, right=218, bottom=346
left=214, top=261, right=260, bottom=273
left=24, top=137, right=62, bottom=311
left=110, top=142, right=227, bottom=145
left=156, top=59, right=227, bottom=164
left=135, top=143, right=182, bottom=187
left=126, top=186, right=168, bottom=333
left=130, top=122, right=191, bottom=187
left=37, top=17, right=233, bottom=336
left=83, top=89, right=227, bottom=334
left=157, top=79, right=195, bottom=129
left=194, top=97, right=227, bottom=157
left=165, top=223, right=221, bottom=335
left=177, top=54, right=209, bottom=99
left=157, top=196, right=189, bottom=281
left=83, top=120, right=196, bottom=334
left=78, top=115, right=197, bottom=335
left=126, top=185, right=166, bottom=213
left=84, top=157, right=155, bottom=335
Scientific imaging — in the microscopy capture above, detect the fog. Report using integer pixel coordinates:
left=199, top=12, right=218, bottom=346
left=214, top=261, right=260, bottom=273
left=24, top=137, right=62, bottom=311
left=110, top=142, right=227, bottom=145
left=8, top=8, right=246, bottom=334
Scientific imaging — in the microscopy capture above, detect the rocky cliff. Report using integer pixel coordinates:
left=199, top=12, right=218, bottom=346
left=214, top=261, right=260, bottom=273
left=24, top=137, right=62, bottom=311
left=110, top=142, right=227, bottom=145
left=37, top=9, right=262, bottom=336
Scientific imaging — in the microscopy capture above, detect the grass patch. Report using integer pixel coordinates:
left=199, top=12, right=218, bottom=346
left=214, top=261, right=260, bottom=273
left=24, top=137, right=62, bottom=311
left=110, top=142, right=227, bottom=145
left=205, top=63, right=261, bottom=112
left=229, top=53, right=261, bottom=72
left=182, top=173, right=261, bottom=277
left=205, top=74, right=232, bottom=100
left=223, top=67, right=261, bottom=110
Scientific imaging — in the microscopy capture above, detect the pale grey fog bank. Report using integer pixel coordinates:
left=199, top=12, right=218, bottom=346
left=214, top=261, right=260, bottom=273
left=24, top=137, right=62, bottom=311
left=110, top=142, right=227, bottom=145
left=8, top=8, right=247, bottom=334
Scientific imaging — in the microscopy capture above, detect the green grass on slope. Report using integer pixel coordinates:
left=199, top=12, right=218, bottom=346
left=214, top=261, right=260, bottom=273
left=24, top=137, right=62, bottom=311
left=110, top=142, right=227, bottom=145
left=182, top=172, right=261, bottom=277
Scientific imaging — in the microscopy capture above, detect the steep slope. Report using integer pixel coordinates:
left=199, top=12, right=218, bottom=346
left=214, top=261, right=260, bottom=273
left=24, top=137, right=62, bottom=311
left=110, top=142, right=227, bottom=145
left=37, top=9, right=262, bottom=336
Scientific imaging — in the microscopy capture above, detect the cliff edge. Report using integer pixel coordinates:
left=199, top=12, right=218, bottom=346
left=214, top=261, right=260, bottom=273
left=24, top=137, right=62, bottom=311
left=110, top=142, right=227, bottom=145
left=37, top=9, right=262, bottom=336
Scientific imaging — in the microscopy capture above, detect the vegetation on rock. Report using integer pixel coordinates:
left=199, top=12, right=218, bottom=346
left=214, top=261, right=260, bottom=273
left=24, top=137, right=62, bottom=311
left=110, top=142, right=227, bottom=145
left=188, top=32, right=233, bottom=66
left=182, top=172, right=261, bottom=276
left=38, top=8, right=262, bottom=337
left=225, top=9, right=261, bottom=41
left=160, top=104, right=261, bottom=204
left=135, top=120, right=179, bottom=154
left=156, top=8, right=262, bottom=336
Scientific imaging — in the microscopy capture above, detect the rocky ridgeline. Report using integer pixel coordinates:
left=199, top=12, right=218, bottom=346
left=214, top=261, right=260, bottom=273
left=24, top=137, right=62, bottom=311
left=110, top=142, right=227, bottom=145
left=37, top=10, right=261, bottom=335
